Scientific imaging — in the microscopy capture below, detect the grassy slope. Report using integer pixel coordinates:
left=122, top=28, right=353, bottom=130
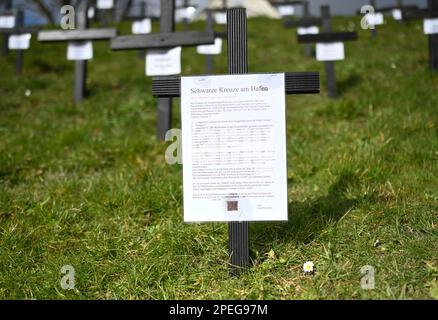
left=0, top=16, right=437, bottom=300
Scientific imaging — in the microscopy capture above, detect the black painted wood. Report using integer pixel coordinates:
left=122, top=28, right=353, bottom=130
left=14, top=9, right=23, bottom=75
left=37, top=0, right=117, bottom=104
left=226, top=8, right=250, bottom=276
left=400, top=1, right=438, bottom=71
left=38, top=29, right=117, bottom=42
left=303, top=1, right=313, bottom=57
left=1, top=0, right=11, bottom=56
left=370, top=0, right=377, bottom=38
left=157, top=0, right=175, bottom=142
left=152, top=8, right=320, bottom=276
left=205, top=10, right=214, bottom=73
left=321, top=6, right=337, bottom=99
left=284, top=17, right=322, bottom=29
left=429, top=0, right=438, bottom=71
left=111, top=31, right=215, bottom=50
left=297, top=6, right=358, bottom=98
left=375, top=5, right=417, bottom=13
left=111, top=0, right=216, bottom=141
left=74, top=0, right=88, bottom=105
left=297, top=31, right=358, bottom=43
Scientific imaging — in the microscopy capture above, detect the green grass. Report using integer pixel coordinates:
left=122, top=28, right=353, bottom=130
left=0, top=16, right=437, bottom=300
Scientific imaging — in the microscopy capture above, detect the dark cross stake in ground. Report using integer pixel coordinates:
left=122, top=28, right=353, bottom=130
left=111, top=0, right=216, bottom=141
left=151, top=8, right=320, bottom=276
left=283, top=2, right=322, bottom=57
left=125, top=0, right=159, bottom=59
left=96, top=0, right=116, bottom=27
left=38, top=0, right=117, bottom=104
left=0, top=9, right=39, bottom=74
left=177, top=0, right=196, bottom=31
left=1, top=0, right=12, bottom=56
left=199, top=9, right=227, bottom=74
left=298, top=5, right=357, bottom=99
left=402, top=0, right=438, bottom=71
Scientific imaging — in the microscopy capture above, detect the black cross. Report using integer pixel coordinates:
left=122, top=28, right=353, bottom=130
left=125, top=0, right=160, bottom=59
left=298, top=5, right=357, bottom=99
left=177, top=0, right=196, bottom=31
left=111, top=0, right=216, bottom=141
left=96, top=0, right=115, bottom=27
left=38, top=0, right=117, bottom=104
left=401, top=0, right=438, bottom=71
left=1, top=0, right=12, bottom=57
left=0, top=9, right=39, bottom=74
left=271, top=0, right=305, bottom=17
left=283, top=2, right=322, bottom=57
left=201, top=9, right=227, bottom=74
left=151, top=8, right=320, bottom=276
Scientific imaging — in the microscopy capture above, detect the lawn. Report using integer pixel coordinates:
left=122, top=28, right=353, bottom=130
left=0, top=15, right=437, bottom=299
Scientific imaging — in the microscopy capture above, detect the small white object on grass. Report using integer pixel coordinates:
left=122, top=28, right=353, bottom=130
left=303, top=261, right=314, bottom=273
left=25, top=90, right=31, bottom=97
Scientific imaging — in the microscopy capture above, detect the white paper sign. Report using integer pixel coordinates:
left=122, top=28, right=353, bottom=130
left=181, top=73, right=288, bottom=222
left=277, top=5, right=295, bottom=17
left=214, top=12, right=227, bottom=25
left=297, top=26, right=319, bottom=35
left=97, top=0, right=114, bottom=9
left=67, top=41, right=93, bottom=61
left=175, top=7, right=196, bottom=22
left=0, top=15, right=15, bottom=28
left=8, top=34, right=31, bottom=50
left=367, top=12, right=384, bottom=26
left=88, top=7, right=95, bottom=19
left=424, top=18, right=438, bottom=35
left=146, top=47, right=181, bottom=76
left=316, top=42, right=345, bottom=61
left=392, top=9, right=402, bottom=21
left=197, top=38, right=223, bottom=55
left=132, top=18, right=152, bottom=34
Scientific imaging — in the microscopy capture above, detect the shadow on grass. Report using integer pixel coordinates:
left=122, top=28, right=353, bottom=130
left=31, top=58, right=69, bottom=73
left=250, top=170, right=361, bottom=255
left=337, top=73, right=361, bottom=96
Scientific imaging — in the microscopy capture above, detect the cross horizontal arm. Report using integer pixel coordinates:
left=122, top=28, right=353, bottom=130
left=402, top=8, right=438, bottom=20
left=125, top=15, right=160, bottom=21
left=38, top=29, right=117, bottom=42
left=270, top=1, right=305, bottom=6
left=284, top=17, right=322, bottom=28
left=151, top=72, right=320, bottom=97
left=111, top=31, right=215, bottom=50
left=0, top=26, right=39, bottom=34
left=298, top=32, right=358, bottom=43
left=375, top=5, right=418, bottom=13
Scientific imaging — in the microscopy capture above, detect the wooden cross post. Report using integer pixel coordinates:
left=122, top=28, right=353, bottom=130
left=402, top=0, right=438, bottom=71
left=182, top=0, right=190, bottom=31
left=38, top=0, right=117, bottom=104
left=14, top=9, right=23, bottom=74
left=428, top=0, right=438, bottom=71
left=1, top=0, right=12, bottom=57
left=303, top=1, right=313, bottom=57
left=111, top=0, right=216, bottom=141
left=321, top=6, right=337, bottom=98
left=151, top=8, right=320, bottom=276
left=0, top=9, right=39, bottom=75
left=202, top=9, right=227, bottom=74
left=125, top=0, right=158, bottom=59
left=298, top=5, right=357, bottom=98
left=283, top=7, right=322, bottom=58
left=370, top=0, right=377, bottom=39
